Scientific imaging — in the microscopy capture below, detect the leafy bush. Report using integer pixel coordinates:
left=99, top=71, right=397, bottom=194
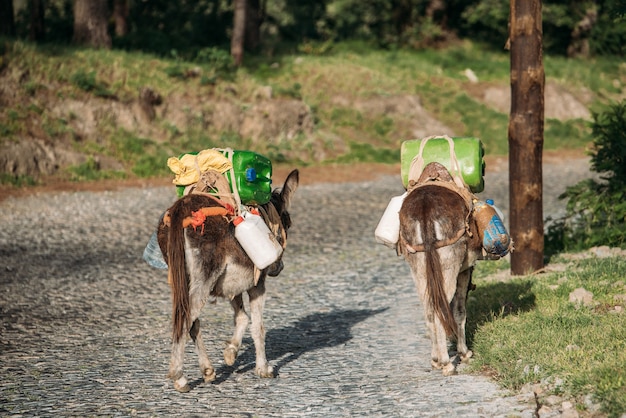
left=70, top=70, right=113, bottom=97
left=330, top=142, right=399, bottom=164
left=67, top=158, right=126, bottom=182
left=545, top=100, right=626, bottom=256
left=0, top=173, right=37, bottom=187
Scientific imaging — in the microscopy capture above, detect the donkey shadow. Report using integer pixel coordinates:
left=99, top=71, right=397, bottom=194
left=209, top=307, right=388, bottom=384
left=465, top=278, right=536, bottom=347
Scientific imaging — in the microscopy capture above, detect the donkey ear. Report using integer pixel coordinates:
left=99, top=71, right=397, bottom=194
left=280, top=169, right=299, bottom=210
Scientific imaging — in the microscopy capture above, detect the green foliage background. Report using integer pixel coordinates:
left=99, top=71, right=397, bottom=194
left=9, top=0, right=626, bottom=57
left=546, top=100, right=626, bottom=255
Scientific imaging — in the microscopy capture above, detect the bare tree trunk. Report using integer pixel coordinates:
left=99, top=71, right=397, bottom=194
left=567, top=6, right=597, bottom=58
left=1, top=0, right=16, bottom=36
left=73, top=0, right=112, bottom=49
left=509, top=0, right=545, bottom=275
left=245, top=0, right=263, bottom=52
left=231, top=0, right=246, bottom=66
left=113, top=0, right=129, bottom=37
left=29, top=0, right=45, bottom=41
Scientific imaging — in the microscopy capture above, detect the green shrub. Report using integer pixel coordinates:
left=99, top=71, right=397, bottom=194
left=545, top=100, right=626, bottom=257
left=330, top=142, right=399, bottom=164
left=70, top=70, right=113, bottom=97
left=67, top=158, right=126, bottom=182
left=0, top=173, right=37, bottom=187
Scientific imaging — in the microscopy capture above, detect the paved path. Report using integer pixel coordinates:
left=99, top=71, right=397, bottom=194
left=0, top=159, right=592, bottom=417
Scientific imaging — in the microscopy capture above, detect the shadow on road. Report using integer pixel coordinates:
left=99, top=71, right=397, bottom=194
left=211, top=307, right=388, bottom=384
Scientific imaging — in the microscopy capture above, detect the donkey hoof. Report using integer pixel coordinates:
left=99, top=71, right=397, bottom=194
left=460, top=350, right=473, bottom=363
left=431, top=359, right=442, bottom=370
left=223, top=344, right=239, bottom=366
left=173, top=377, right=190, bottom=393
left=202, top=367, right=216, bottom=383
left=256, top=364, right=275, bottom=378
left=442, top=363, right=457, bottom=376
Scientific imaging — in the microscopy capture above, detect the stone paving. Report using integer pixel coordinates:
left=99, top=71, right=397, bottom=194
left=0, top=159, right=593, bottom=417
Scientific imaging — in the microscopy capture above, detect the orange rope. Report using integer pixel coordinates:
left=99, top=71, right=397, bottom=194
left=182, top=207, right=232, bottom=234
left=163, top=206, right=234, bottom=232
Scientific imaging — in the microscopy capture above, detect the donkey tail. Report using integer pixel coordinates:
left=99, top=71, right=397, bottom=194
left=167, top=200, right=190, bottom=343
left=423, top=233, right=458, bottom=339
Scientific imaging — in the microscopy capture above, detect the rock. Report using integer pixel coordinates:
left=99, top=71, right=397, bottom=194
left=561, top=400, right=580, bottom=418
left=569, top=287, right=594, bottom=306
left=464, top=68, right=478, bottom=83
left=481, top=82, right=591, bottom=121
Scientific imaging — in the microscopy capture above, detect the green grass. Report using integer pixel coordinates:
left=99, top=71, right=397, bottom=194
left=469, top=256, right=626, bottom=417
left=66, top=158, right=127, bottom=182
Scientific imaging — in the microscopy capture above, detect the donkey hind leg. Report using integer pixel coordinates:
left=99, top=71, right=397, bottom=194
left=168, top=316, right=216, bottom=392
left=408, top=254, right=446, bottom=372
left=224, top=294, right=250, bottom=366
left=167, top=273, right=215, bottom=391
left=451, top=268, right=473, bottom=363
left=167, top=334, right=191, bottom=392
left=432, top=245, right=464, bottom=376
left=190, top=319, right=216, bottom=383
left=248, top=281, right=274, bottom=378
left=426, top=304, right=455, bottom=376
left=187, top=275, right=217, bottom=384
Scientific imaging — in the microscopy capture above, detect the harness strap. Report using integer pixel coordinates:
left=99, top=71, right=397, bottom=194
left=249, top=204, right=285, bottom=285
left=404, top=227, right=467, bottom=253
left=219, top=147, right=242, bottom=214
left=408, top=135, right=466, bottom=190
left=400, top=172, right=476, bottom=255
left=257, top=204, right=286, bottom=249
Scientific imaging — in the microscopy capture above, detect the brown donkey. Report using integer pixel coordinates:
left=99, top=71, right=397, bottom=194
left=398, top=162, right=482, bottom=376
left=157, top=169, right=299, bottom=392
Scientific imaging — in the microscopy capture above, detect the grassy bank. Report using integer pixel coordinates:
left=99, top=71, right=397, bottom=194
left=2, top=39, right=625, bottom=186
left=469, top=254, right=626, bottom=417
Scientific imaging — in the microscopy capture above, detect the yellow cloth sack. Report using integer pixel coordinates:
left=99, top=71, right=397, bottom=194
left=167, top=149, right=232, bottom=186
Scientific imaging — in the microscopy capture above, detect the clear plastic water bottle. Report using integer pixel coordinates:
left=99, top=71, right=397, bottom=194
left=473, top=200, right=511, bottom=257
left=234, top=209, right=283, bottom=269
left=485, top=199, right=505, bottom=221
left=375, top=192, right=408, bottom=248
left=143, top=230, right=168, bottom=269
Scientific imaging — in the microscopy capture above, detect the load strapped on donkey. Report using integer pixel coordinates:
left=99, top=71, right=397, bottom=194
left=375, top=135, right=514, bottom=259
left=143, top=148, right=284, bottom=272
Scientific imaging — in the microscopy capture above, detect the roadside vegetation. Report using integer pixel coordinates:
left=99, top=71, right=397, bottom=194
left=1, top=39, right=624, bottom=187
left=467, top=103, right=626, bottom=416
left=470, top=255, right=626, bottom=417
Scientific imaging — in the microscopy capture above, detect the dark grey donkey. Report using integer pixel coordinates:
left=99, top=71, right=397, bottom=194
left=157, top=169, right=299, bottom=392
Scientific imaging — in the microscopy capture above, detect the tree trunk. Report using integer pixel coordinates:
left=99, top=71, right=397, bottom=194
left=113, top=0, right=129, bottom=37
left=0, top=0, right=16, bottom=36
left=231, top=0, right=246, bottom=66
left=245, top=0, right=263, bottom=52
left=29, top=0, right=45, bottom=41
left=509, top=0, right=545, bottom=275
left=73, top=0, right=112, bottom=49
left=567, top=7, right=597, bottom=58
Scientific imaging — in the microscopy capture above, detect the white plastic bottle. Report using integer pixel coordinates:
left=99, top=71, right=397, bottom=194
left=375, top=192, right=408, bottom=248
left=233, top=209, right=283, bottom=269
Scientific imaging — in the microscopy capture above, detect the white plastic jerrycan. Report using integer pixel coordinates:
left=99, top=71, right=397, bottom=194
left=233, top=209, right=283, bottom=269
left=375, top=192, right=408, bottom=248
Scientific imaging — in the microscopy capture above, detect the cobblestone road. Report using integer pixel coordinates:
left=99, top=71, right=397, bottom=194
left=0, top=159, right=592, bottom=417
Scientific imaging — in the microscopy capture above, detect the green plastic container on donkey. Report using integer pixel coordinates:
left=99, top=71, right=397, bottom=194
left=176, top=150, right=273, bottom=205
left=400, top=137, right=485, bottom=193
